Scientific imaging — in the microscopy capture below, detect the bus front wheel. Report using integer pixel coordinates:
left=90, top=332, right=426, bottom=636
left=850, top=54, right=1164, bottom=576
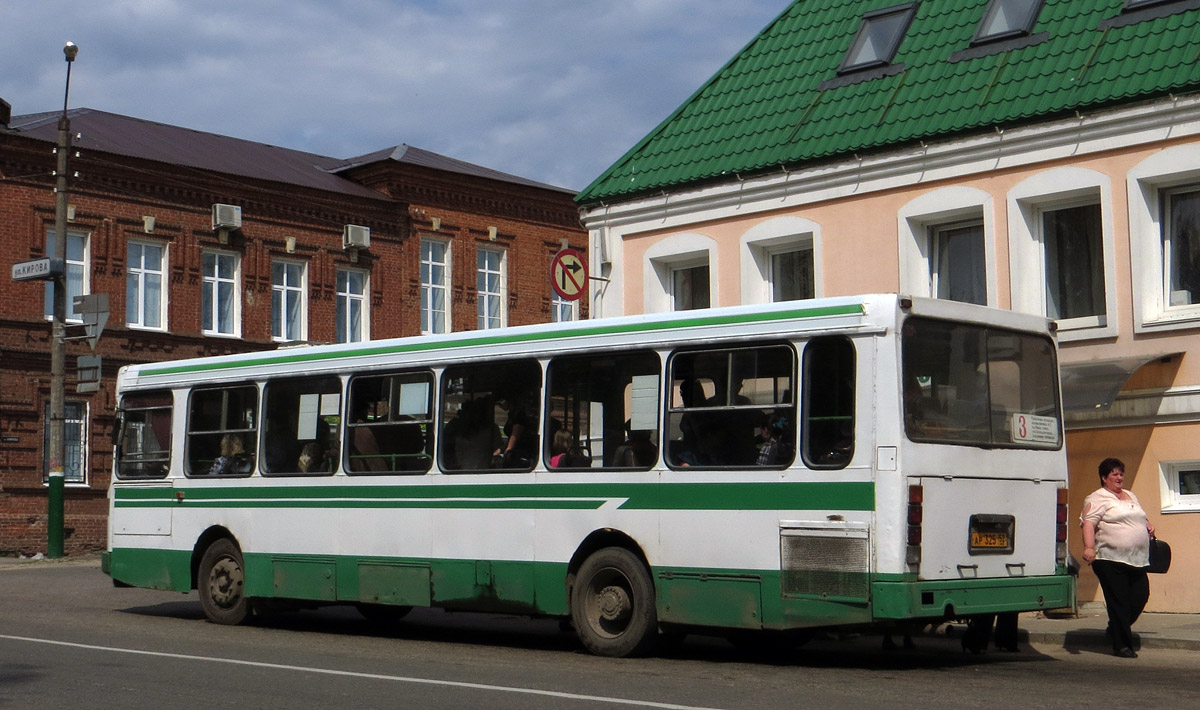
left=571, top=547, right=658, bottom=657
left=198, top=539, right=250, bottom=625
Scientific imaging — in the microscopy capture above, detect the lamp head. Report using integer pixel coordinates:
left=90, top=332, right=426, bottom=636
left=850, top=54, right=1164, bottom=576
left=63, top=42, right=78, bottom=62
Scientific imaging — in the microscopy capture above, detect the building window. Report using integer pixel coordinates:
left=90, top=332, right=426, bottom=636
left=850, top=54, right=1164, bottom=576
left=1162, top=460, right=1200, bottom=513
left=1042, top=202, right=1105, bottom=322
left=43, top=229, right=88, bottom=323
left=770, top=247, right=814, bottom=302
left=336, top=268, right=368, bottom=344
left=271, top=261, right=306, bottom=342
left=44, top=401, right=87, bottom=484
left=126, top=241, right=166, bottom=329
left=672, top=263, right=710, bottom=311
left=839, top=3, right=916, bottom=74
left=552, top=292, right=578, bottom=322
left=974, top=0, right=1043, bottom=43
left=420, top=239, right=449, bottom=334
left=1162, top=185, right=1200, bottom=310
left=1008, top=169, right=1115, bottom=340
left=931, top=221, right=986, bottom=305
left=477, top=247, right=506, bottom=330
left=202, top=251, right=239, bottom=336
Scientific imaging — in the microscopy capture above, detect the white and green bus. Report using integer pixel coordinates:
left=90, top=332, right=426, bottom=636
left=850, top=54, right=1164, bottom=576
left=105, top=294, right=1073, bottom=656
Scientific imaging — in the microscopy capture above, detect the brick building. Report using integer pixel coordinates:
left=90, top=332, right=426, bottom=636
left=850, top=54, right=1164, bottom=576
left=1, top=106, right=585, bottom=555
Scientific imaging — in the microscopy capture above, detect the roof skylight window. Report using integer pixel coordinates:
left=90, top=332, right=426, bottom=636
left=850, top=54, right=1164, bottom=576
left=838, top=3, right=917, bottom=75
left=973, top=0, right=1044, bottom=43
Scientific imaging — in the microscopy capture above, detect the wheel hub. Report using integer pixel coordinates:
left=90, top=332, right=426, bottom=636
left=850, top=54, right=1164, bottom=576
left=597, top=584, right=632, bottom=623
left=208, top=558, right=243, bottom=608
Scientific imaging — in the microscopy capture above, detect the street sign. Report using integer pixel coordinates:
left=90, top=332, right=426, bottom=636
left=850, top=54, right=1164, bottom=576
left=11, top=258, right=64, bottom=281
left=77, top=355, right=101, bottom=393
left=72, top=293, right=109, bottom=350
left=550, top=248, right=588, bottom=301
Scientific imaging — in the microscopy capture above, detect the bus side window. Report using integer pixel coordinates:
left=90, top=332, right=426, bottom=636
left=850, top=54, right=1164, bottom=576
left=261, top=376, right=342, bottom=476
left=667, top=344, right=795, bottom=469
left=545, top=350, right=660, bottom=470
left=187, top=385, right=258, bottom=477
left=346, top=371, right=434, bottom=474
left=116, top=390, right=173, bottom=479
left=801, top=336, right=855, bottom=469
left=440, top=359, right=541, bottom=472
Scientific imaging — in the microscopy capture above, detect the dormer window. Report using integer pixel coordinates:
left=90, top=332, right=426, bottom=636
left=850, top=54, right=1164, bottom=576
left=973, top=0, right=1044, bottom=44
left=838, top=3, right=917, bottom=75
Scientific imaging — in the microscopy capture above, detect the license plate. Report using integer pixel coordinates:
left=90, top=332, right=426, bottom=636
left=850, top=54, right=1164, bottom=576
left=971, top=532, right=1009, bottom=548
left=968, top=514, right=1015, bottom=554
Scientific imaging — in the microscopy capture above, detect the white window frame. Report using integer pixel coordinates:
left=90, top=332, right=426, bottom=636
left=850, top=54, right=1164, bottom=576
left=1128, top=145, right=1200, bottom=333
left=44, top=229, right=90, bottom=324
left=645, top=233, right=717, bottom=314
left=476, top=246, right=507, bottom=330
left=420, top=238, right=450, bottom=335
left=271, top=260, right=308, bottom=342
left=898, top=187, right=996, bottom=306
left=1007, top=168, right=1117, bottom=342
left=126, top=240, right=167, bottom=330
left=551, top=291, right=578, bottom=322
left=44, top=400, right=88, bottom=486
left=740, top=217, right=822, bottom=305
left=336, top=267, right=369, bottom=344
left=1160, top=459, right=1200, bottom=513
left=201, top=250, right=241, bottom=337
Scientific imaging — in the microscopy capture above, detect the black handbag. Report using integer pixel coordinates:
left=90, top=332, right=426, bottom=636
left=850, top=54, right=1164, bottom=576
left=1147, top=536, right=1171, bottom=574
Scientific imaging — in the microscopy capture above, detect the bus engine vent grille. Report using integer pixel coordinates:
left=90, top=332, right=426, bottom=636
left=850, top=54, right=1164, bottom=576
left=780, top=528, right=870, bottom=601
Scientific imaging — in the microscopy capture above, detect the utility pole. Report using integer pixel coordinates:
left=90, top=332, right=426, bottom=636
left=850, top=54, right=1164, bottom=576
left=48, top=41, right=78, bottom=558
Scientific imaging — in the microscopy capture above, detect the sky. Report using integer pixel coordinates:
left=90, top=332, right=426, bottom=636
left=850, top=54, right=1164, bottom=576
left=1, top=1, right=787, bottom=192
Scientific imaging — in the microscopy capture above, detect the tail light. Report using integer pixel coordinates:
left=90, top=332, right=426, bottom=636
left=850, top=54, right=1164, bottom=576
left=907, top=484, right=923, bottom=566
left=1056, top=487, right=1069, bottom=565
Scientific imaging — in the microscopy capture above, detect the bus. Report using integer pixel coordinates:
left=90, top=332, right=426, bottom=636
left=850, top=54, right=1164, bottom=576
left=105, top=294, right=1074, bottom=657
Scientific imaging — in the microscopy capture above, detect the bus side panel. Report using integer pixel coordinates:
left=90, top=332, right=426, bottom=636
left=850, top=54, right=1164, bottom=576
left=109, top=545, right=192, bottom=593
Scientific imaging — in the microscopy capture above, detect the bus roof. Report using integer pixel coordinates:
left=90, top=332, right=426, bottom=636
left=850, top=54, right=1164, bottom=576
left=116, top=294, right=1054, bottom=390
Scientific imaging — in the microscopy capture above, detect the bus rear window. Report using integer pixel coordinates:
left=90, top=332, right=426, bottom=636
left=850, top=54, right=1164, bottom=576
left=116, top=391, right=173, bottom=479
left=902, top=317, right=1061, bottom=448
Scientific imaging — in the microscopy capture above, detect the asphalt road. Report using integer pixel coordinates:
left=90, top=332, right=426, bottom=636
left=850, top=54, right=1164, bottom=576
left=2, top=561, right=1198, bottom=710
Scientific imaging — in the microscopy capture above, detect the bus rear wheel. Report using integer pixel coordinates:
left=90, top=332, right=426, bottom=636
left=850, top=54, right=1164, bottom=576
left=198, top=539, right=250, bottom=625
left=571, top=547, right=658, bottom=657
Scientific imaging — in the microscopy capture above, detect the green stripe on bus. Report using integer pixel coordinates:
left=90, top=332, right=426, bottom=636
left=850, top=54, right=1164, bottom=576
left=113, top=481, right=874, bottom=511
left=138, top=303, right=865, bottom=376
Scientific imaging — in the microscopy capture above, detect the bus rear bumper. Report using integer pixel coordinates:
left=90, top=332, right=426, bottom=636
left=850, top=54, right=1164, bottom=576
left=871, top=574, right=1076, bottom=621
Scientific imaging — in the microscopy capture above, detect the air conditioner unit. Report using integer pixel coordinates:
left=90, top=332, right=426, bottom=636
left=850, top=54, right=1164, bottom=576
left=343, top=224, right=370, bottom=249
left=212, top=203, right=242, bottom=230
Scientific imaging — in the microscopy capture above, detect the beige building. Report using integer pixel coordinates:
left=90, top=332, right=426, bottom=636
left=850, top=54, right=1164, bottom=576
left=576, top=1, right=1200, bottom=611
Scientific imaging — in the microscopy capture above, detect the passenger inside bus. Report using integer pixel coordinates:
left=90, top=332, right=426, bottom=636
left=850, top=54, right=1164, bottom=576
left=444, top=397, right=501, bottom=471
left=549, top=429, right=591, bottom=468
left=348, top=398, right=388, bottom=472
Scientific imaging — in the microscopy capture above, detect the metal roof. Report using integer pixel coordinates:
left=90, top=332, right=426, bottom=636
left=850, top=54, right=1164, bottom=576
left=576, top=0, right=1200, bottom=205
left=5, top=108, right=571, bottom=199
left=334, top=144, right=575, bottom=194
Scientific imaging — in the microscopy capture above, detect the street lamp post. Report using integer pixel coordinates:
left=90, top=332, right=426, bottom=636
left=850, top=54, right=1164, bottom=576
left=48, top=41, right=78, bottom=559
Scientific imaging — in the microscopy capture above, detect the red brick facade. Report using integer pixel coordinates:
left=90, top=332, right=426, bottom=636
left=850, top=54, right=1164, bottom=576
left=0, top=115, right=585, bottom=556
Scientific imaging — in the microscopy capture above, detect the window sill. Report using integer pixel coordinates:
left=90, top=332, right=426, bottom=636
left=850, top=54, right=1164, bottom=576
left=1161, top=501, right=1200, bottom=514
left=1052, top=318, right=1117, bottom=343
left=1136, top=310, right=1200, bottom=334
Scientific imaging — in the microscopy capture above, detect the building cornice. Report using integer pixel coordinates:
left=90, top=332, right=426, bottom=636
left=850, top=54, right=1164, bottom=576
left=580, top=94, right=1200, bottom=233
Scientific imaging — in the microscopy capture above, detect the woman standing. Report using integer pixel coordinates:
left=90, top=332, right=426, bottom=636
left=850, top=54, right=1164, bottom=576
left=1080, top=457, right=1155, bottom=658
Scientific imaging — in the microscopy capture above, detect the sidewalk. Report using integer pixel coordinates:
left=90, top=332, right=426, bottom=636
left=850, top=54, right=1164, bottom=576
left=1013, top=606, right=1200, bottom=652
left=2, top=555, right=1197, bottom=651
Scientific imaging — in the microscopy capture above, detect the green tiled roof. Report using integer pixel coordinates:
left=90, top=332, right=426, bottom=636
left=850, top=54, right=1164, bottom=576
left=577, top=0, right=1200, bottom=205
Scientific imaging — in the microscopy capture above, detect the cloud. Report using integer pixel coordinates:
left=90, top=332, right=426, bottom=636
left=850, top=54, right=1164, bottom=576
left=1, top=0, right=784, bottom=190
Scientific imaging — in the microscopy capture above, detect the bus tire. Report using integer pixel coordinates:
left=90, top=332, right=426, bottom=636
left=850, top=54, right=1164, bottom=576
left=571, top=547, right=658, bottom=657
left=198, top=538, right=250, bottom=625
